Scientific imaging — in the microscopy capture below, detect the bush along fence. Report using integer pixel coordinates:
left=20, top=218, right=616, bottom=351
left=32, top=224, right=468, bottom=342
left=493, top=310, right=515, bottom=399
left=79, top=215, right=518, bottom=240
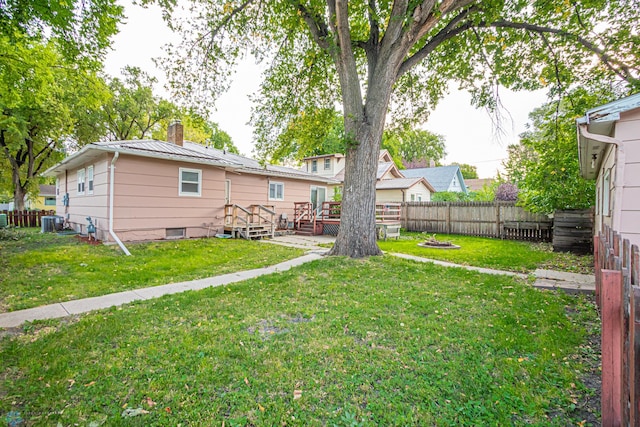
left=401, top=201, right=553, bottom=242
left=594, top=225, right=640, bottom=425
left=0, top=210, right=55, bottom=228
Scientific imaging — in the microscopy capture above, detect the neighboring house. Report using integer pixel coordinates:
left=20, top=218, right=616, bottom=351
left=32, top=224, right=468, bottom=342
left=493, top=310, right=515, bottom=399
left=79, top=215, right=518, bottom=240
left=577, top=92, right=640, bottom=247
left=44, top=122, right=338, bottom=243
left=465, top=178, right=494, bottom=192
left=402, top=165, right=468, bottom=193
left=25, top=185, right=57, bottom=210
left=303, top=150, right=435, bottom=202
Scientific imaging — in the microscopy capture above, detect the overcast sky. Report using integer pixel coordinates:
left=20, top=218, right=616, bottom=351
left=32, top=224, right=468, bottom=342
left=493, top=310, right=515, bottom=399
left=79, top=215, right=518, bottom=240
left=104, top=1, right=549, bottom=179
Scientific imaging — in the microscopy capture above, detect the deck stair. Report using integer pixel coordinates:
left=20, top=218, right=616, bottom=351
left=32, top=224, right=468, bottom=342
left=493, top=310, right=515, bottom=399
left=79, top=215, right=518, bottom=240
left=224, top=204, right=276, bottom=240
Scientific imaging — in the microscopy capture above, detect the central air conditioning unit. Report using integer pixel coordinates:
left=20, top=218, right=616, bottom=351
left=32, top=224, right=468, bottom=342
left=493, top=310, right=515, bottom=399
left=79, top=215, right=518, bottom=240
left=41, top=216, right=55, bottom=232
left=41, top=215, right=64, bottom=233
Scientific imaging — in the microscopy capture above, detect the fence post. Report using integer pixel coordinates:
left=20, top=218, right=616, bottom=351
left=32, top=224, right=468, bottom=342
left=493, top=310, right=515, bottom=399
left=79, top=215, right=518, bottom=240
left=601, top=269, right=624, bottom=427
left=496, top=203, right=501, bottom=239
left=631, top=287, right=640, bottom=426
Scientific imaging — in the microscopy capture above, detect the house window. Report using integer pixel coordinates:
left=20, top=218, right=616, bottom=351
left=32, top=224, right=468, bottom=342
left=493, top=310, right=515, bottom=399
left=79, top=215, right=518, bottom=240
left=44, top=197, right=56, bottom=206
left=179, top=168, right=202, bottom=196
left=602, top=169, right=611, bottom=216
left=269, top=182, right=284, bottom=201
left=324, top=158, right=331, bottom=170
left=417, top=195, right=422, bottom=202
left=77, top=169, right=85, bottom=195
left=311, top=160, right=317, bottom=172
left=87, top=165, right=94, bottom=195
left=410, top=194, right=415, bottom=201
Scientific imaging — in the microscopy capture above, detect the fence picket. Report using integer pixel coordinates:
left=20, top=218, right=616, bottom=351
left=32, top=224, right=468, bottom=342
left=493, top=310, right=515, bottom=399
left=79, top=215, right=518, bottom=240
left=1, top=210, right=55, bottom=228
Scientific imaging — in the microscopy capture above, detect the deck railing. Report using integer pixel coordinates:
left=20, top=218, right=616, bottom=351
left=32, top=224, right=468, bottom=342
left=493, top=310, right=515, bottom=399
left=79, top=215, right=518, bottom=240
left=224, top=204, right=275, bottom=238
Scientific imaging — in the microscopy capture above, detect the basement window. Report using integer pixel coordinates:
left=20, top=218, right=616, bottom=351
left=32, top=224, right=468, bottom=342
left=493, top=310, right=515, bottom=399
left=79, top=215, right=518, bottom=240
left=166, top=228, right=186, bottom=239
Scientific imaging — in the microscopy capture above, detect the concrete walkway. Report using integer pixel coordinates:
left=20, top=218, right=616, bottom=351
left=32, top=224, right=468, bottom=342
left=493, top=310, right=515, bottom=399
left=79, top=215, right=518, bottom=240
left=0, top=252, right=325, bottom=329
left=0, top=235, right=595, bottom=328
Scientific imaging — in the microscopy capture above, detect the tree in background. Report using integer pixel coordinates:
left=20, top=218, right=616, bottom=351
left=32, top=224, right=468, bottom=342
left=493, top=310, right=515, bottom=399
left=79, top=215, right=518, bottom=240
left=103, top=66, right=177, bottom=140
left=0, top=0, right=122, bottom=209
left=503, top=87, right=617, bottom=213
left=152, top=111, right=239, bottom=153
left=451, top=163, right=478, bottom=179
left=163, top=0, right=639, bottom=257
left=260, top=109, right=345, bottom=162
left=494, top=182, right=519, bottom=202
left=0, top=37, right=109, bottom=210
left=383, top=126, right=446, bottom=169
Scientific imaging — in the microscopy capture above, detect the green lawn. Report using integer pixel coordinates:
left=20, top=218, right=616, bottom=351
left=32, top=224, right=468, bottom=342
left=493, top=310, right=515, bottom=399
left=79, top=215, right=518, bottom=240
left=0, top=256, right=599, bottom=426
left=0, top=229, right=303, bottom=312
left=378, top=232, right=594, bottom=274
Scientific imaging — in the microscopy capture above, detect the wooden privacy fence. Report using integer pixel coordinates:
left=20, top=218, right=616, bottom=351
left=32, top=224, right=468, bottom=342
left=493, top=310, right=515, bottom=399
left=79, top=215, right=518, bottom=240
left=1, top=210, right=55, bottom=227
left=595, top=225, right=640, bottom=426
left=401, top=202, right=552, bottom=242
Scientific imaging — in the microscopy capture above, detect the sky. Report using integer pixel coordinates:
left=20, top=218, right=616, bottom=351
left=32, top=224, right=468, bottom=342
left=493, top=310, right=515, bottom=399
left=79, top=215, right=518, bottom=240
left=104, top=1, right=549, bottom=179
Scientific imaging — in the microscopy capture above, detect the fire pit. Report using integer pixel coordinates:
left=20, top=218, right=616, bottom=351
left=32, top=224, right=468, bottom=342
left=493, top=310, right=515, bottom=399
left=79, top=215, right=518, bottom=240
left=418, top=234, right=460, bottom=250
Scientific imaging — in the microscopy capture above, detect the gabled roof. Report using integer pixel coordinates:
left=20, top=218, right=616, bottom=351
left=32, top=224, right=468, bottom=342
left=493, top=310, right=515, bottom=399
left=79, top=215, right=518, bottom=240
left=577, top=92, right=640, bottom=179
left=379, top=149, right=394, bottom=163
left=401, top=165, right=467, bottom=193
left=377, top=162, right=403, bottom=180
left=302, top=153, right=345, bottom=161
left=376, top=177, right=435, bottom=192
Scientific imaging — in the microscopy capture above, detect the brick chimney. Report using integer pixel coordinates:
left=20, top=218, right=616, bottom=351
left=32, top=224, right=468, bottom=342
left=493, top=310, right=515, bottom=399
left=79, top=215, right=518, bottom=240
left=167, top=120, right=184, bottom=146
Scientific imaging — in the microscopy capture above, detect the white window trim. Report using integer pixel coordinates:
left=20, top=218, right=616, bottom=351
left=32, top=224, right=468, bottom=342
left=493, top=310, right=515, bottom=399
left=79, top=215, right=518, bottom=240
left=324, top=158, right=331, bottom=170
left=179, top=167, right=202, bottom=197
left=311, top=160, right=318, bottom=173
left=269, top=181, right=285, bottom=201
left=77, top=168, right=85, bottom=195
left=602, top=169, right=611, bottom=217
left=87, top=165, right=94, bottom=195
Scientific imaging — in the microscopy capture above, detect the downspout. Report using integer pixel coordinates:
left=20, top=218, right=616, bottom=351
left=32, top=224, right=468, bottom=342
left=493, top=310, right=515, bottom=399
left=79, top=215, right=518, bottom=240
left=109, top=152, right=131, bottom=256
left=578, top=124, right=625, bottom=233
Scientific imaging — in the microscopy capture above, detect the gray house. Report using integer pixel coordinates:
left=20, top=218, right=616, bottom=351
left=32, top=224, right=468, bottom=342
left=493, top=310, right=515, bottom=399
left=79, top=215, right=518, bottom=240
left=402, top=165, right=468, bottom=193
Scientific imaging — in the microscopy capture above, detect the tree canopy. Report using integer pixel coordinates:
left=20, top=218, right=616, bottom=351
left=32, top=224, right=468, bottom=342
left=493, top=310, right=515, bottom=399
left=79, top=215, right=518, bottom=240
left=161, top=0, right=640, bottom=257
left=503, top=87, right=617, bottom=214
left=451, top=163, right=478, bottom=179
left=0, top=36, right=109, bottom=210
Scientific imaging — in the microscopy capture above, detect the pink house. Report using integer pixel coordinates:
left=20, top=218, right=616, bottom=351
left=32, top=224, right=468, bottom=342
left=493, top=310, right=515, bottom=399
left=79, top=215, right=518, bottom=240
left=577, top=92, right=640, bottom=247
left=44, top=123, right=338, bottom=246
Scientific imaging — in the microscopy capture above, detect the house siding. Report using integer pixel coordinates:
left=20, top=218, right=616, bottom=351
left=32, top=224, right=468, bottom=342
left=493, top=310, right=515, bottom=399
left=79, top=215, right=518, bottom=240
left=55, top=154, right=110, bottom=240
left=614, top=108, right=640, bottom=246
left=110, top=155, right=226, bottom=242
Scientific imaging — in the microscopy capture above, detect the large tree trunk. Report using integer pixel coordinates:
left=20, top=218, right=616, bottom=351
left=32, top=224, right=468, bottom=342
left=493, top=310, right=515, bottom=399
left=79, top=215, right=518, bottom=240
left=12, top=170, right=26, bottom=211
left=328, top=73, right=394, bottom=257
left=328, top=122, right=383, bottom=257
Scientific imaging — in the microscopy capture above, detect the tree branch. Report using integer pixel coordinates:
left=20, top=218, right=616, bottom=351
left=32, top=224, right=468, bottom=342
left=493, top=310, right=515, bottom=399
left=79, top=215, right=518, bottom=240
left=398, top=6, right=475, bottom=77
left=291, top=0, right=332, bottom=51
left=490, top=20, right=639, bottom=85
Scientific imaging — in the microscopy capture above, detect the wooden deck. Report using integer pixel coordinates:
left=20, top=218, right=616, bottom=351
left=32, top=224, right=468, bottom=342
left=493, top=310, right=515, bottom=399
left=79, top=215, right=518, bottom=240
left=293, top=201, right=401, bottom=238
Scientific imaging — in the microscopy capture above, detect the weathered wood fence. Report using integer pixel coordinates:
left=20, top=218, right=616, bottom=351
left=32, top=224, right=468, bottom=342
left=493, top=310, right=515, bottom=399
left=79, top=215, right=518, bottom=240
left=595, top=225, right=640, bottom=425
left=401, top=202, right=552, bottom=242
left=1, top=210, right=55, bottom=227
left=553, top=209, right=594, bottom=254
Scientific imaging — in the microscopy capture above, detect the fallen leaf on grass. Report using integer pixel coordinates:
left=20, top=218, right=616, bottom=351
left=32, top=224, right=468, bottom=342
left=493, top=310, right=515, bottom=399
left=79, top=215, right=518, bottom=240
left=258, top=404, right=265, bottom=412
left=84, top=381, right=96, bottom=387
left=293, top=390, right=302, bottom=400
left=121, top=408, right=149, bottom=417
left=244, top=377, right=250, bottom=386
left=145, top=397, right=157, bottom=407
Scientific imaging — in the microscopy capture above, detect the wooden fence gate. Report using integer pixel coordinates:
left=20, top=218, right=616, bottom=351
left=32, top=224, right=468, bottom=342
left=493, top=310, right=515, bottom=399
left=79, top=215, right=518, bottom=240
left=595, top=225, right=640, bottom=425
